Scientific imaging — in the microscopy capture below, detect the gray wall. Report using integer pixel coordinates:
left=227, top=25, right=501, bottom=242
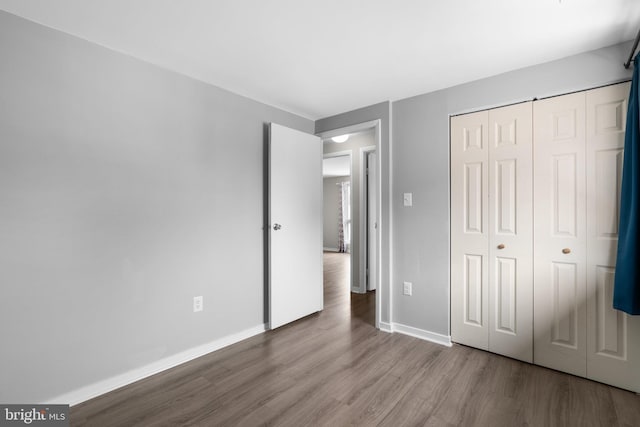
left=316, top=102, right=392, bottom=324
left=323, top=176, right=348, bottom=251
left=391, top=41, right=634, bottom=335
left=0, top=11, right=313, bottom=403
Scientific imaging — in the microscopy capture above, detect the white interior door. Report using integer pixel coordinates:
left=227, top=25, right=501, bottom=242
left=533, top=92, right=588, bottom=377
left=367, top=151, right=377, bottom=291
left=488, top=102, right=533, bottom=363
left=450, top=110, right=490, bottom=350
left=269, top=123, right=323, bottom=329
left=585, top=82, right=640, bottom=392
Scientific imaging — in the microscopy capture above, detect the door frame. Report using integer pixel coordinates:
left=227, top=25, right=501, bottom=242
left=317, top=120, right=382, bottom=329
left=360, top=145, right=377, bottom=293
left=365, top=149, right=378, bottom=292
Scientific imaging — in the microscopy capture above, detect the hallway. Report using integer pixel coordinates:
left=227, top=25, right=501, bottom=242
left=323, top=251, right=376, bottom=327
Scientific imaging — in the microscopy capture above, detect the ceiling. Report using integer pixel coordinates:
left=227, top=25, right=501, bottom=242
left=1, top=1, right=639, bottom=120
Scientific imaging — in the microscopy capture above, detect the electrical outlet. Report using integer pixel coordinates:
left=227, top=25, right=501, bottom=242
left=403, top=281, right=412, bottom=296
left=193, top=296, right=203, bottom=312
left=403, top=193, right=413, bottom=207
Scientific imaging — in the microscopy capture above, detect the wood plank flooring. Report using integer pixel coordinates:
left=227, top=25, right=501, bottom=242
left=71, top=252, right=640, bottom=426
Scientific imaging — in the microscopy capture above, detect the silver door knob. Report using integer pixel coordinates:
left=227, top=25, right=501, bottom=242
left=273, top=223, right=282, bottom=231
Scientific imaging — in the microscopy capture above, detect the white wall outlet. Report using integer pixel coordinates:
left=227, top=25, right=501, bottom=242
left=403, top=281, right=412, bottom=296
left=193, top=296, right=203, bottom=312
left=403, top=193, right=413, bottom=207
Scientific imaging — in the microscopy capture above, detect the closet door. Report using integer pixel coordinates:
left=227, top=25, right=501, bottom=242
left=488, top=103, right=533, bottom=362
left=533, top=92, right=587, bottom=377
left=586, top=82, right=640, bottom=392
left=451, top=111, right=489, bottom=350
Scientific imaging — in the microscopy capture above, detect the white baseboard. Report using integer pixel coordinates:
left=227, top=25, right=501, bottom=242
left=47, top=320, right=449, bottom=406
left=323, top=247, right=339, bottom=252
left=378, top=321, right=393, bottom=333
left=392, top=322, right=452, bottom=347
left=48, top=324, right=267, bottom=406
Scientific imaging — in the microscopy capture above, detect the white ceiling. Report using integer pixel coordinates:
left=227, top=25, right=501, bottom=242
left=1, top=0, right=639, bottom=120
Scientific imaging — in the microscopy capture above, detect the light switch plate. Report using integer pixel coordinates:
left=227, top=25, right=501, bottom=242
left=403, top=193, right=413, bottom=207
left=193, top=296, right=203, bottom=312
left=403, top=281, right=412, bottom=296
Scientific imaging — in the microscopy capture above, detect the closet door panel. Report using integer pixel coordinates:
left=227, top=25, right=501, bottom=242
left=451, top=111, right=490, bottom=350
left=533, top=93, right=587, bottom=377
left=550, top=262, right=580, bottom=347
left=488, top=103, right=533, bottom=362
left=586, top=82, right=640, bottom=392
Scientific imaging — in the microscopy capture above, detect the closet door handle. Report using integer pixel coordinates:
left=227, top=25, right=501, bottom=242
left=497, top=244, right=505, bottom=250
left=562, top=248, right=571, bottom=254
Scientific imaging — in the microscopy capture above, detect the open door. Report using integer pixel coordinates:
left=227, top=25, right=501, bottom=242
left=268, top=123, right=323, bottom=329
left=367, top=151, right=377, bottom=291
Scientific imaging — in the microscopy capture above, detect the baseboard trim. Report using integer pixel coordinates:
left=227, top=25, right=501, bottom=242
left=323, top=247, right=339, bottom=252
left=48, top=324, right=267, bottom=406
left=392, top=322, right=452, bottom=347
left=47, top=320, right=449, bottom=405
left=378, top=321, right=393, bottom=333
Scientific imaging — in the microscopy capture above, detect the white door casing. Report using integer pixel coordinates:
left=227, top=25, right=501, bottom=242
left=269, top=123, right=323, bottom=329
left=367, top=151, right=378, bottom=291
left=533, top=92, right=588, bottom=377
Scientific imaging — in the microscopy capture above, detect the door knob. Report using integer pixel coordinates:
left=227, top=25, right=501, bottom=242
left=497, top=244, right=505, bottom=250
left=562, top=248, right=571, bottom=254
left=273, top=223, right=282, bottom=231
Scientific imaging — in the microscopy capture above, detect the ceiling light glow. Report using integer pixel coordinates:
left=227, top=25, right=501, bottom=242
left=331, top=135, right=349, bottom=143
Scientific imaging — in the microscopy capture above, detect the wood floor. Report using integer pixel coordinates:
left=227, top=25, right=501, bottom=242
left=72, top=252, right=640, bottom=426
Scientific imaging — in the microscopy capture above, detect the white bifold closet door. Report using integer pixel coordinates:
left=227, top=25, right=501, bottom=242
left=488, top=103, right=533, bottom=362
left=533, top=91, right=588, bottom=377
left=534, top=82, right=640, bottom=392
left=451, top=110, right=490, bottom=351
left=453, top=82, right=639, bottom=392
left=451, top=102, right=533, bottom=363
left=585, top=83, right=640, bottom=392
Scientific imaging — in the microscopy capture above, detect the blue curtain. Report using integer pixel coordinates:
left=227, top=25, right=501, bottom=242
left=614, top=54, right=640, bottom=315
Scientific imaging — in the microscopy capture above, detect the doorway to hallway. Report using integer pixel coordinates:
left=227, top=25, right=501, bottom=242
left=318, top=119, right=381, bottom=329
left=323, top=251, right=375, bottom=325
